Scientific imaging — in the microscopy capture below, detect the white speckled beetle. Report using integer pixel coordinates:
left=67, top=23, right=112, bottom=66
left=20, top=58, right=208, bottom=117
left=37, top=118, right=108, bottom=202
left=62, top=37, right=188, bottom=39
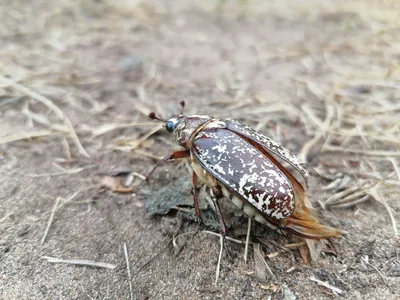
left=148, top=102, right=342, bottom=239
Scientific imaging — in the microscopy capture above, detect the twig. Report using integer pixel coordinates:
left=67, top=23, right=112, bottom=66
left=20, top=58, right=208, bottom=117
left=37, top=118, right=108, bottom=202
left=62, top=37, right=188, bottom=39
left=41, top=196, right=61, bottom=244
left=310, top=276, right=344, bottom=296
left=244, top=217, right=252, bottom=263
left=215, top=234, right=224, bottom=285
left=202, top=230, right=247, bottom=244
left=42, top=256, right=117, bottom=269
left=123, top=243, right=134, bottom=300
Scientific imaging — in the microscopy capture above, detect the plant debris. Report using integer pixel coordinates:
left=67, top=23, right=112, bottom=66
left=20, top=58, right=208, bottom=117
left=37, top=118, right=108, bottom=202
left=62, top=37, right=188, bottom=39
left=95, top=167, right=143, bottom=193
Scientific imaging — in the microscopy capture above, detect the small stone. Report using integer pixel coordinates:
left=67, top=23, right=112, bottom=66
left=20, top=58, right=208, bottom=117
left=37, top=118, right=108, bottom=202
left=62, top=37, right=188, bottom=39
left=17, top=225, right=30, bottom=237
left=20, top=257, right=29, bottom=265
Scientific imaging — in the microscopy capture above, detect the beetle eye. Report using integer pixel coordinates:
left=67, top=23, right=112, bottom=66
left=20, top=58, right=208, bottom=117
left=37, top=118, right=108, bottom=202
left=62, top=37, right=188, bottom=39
left=166, top=119, right=181, bottom=133
left=166, top=121, right=174, bottom=133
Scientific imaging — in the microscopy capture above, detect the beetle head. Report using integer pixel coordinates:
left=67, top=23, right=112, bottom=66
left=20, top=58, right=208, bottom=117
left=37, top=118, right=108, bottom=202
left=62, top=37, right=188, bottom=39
left=148, top=101, right=212, bottom=147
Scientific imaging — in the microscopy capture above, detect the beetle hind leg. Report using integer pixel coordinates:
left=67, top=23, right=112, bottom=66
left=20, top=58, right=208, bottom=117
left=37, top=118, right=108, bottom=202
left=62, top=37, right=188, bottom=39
left=191, top=172, right=201, bottom=218
left=210, top=186, right=228, bottom=236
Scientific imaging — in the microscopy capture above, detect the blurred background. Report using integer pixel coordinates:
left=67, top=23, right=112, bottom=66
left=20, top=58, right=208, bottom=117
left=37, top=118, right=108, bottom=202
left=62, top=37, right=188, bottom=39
left=1, top=0, right=399, bottom=299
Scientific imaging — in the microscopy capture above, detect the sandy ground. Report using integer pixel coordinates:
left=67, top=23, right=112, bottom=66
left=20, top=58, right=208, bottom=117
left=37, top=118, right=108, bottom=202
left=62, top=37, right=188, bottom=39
left=1, top=1, right=400, bottom=299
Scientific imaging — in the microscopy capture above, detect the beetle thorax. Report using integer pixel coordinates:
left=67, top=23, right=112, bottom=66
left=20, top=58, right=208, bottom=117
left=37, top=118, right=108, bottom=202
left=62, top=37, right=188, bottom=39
left=171, top=115, right=213, bottom=147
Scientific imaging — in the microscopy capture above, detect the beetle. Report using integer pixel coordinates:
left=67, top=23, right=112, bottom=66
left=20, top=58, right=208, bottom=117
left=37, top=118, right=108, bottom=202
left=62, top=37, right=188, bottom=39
left=147, top=101, right=342, bottom=239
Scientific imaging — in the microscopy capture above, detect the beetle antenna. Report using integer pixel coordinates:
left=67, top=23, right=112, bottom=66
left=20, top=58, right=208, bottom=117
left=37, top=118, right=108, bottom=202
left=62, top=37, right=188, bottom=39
left=148, top=112, right=166, bottom=122
left=179, top=101, right=185, bottom=115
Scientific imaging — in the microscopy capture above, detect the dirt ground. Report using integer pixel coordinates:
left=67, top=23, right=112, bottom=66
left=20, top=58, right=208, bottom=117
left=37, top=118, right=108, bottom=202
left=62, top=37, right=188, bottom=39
left=1, top=0, right=400, bottom=299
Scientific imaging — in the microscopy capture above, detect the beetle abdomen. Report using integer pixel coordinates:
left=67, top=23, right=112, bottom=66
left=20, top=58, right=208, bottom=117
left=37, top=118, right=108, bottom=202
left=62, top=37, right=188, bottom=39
left=215, top=178, right=280, bottom=230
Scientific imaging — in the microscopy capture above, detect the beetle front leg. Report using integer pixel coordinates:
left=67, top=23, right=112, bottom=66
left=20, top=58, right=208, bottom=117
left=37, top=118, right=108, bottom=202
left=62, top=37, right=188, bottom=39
left=210, top=186, right=227, bottom=236
left=146, top=150, right=191, bottom=182
left=191, top=172, right=201, bottom=217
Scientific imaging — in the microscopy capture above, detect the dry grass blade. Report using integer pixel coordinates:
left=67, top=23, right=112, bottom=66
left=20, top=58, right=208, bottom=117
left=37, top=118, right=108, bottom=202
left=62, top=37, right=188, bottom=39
left=26, top=165, right=96, bottom=177
left=284, top=242, right=305, bottom=248
left=322, top=180, right=373, bottom=209
left=123, top=243, right=134, bottom=300
left=0, top=212, right=14, bottom=223
left=42, top=256, right=117, bottom=269
left=51, top=187, right=96, bottom=213
left=133, top=149, right=163, bottom=160
left=227, top=105, right=285, bottom=119
left=0, top=96, right=25, bottom=107
left=390, top=158, right=400, bottom=181
left=298, top=132, right=322, bottom=164
left=254, top=243, right=268, bottom=281
left=298, top=95, right=335, bottom=164
left=327, top=195, right=370, bottom=209
left=244, top=217, right=252, bottom=263
left=137, top=238, right=173, bottom=272
left=91, top=122, right=156, bottom=138
left=115, top=124, right=163, bottom=151
left=368, top=183, right=398, bottom=236
left=215, top=234, right=224, bottom=285
left=0, top=76, right=90, bottom=157
left=254, top=243, right=276, bottom=280
left=41, top=196, right=61, bottom=244
left=309, top=276, right=344, bottom=296
left=361, top=256, right=387, bottom=285
left=202, top=231, right=247, bottom=245
left=305, top=239, right=321, bottom=262
left=0, top=130, right=67, bottom=144
left=322, top=146, right=400, bottom=157
left=301, top=104, right=324, bottom=129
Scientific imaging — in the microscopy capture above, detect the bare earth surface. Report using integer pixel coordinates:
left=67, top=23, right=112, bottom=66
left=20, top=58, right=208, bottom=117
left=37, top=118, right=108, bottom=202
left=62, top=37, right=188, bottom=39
left=1, top=1, right=400, bottom=299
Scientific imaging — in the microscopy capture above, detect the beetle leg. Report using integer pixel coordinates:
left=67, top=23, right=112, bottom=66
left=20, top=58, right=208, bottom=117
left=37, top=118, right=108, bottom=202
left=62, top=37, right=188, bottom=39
left=191, top=172, right=201, bottom=217
left=146, top=150, right=191, bottom=182
left=210, top=186, right=227, bottom=236
left=210, top=186, right=235, bottom=260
